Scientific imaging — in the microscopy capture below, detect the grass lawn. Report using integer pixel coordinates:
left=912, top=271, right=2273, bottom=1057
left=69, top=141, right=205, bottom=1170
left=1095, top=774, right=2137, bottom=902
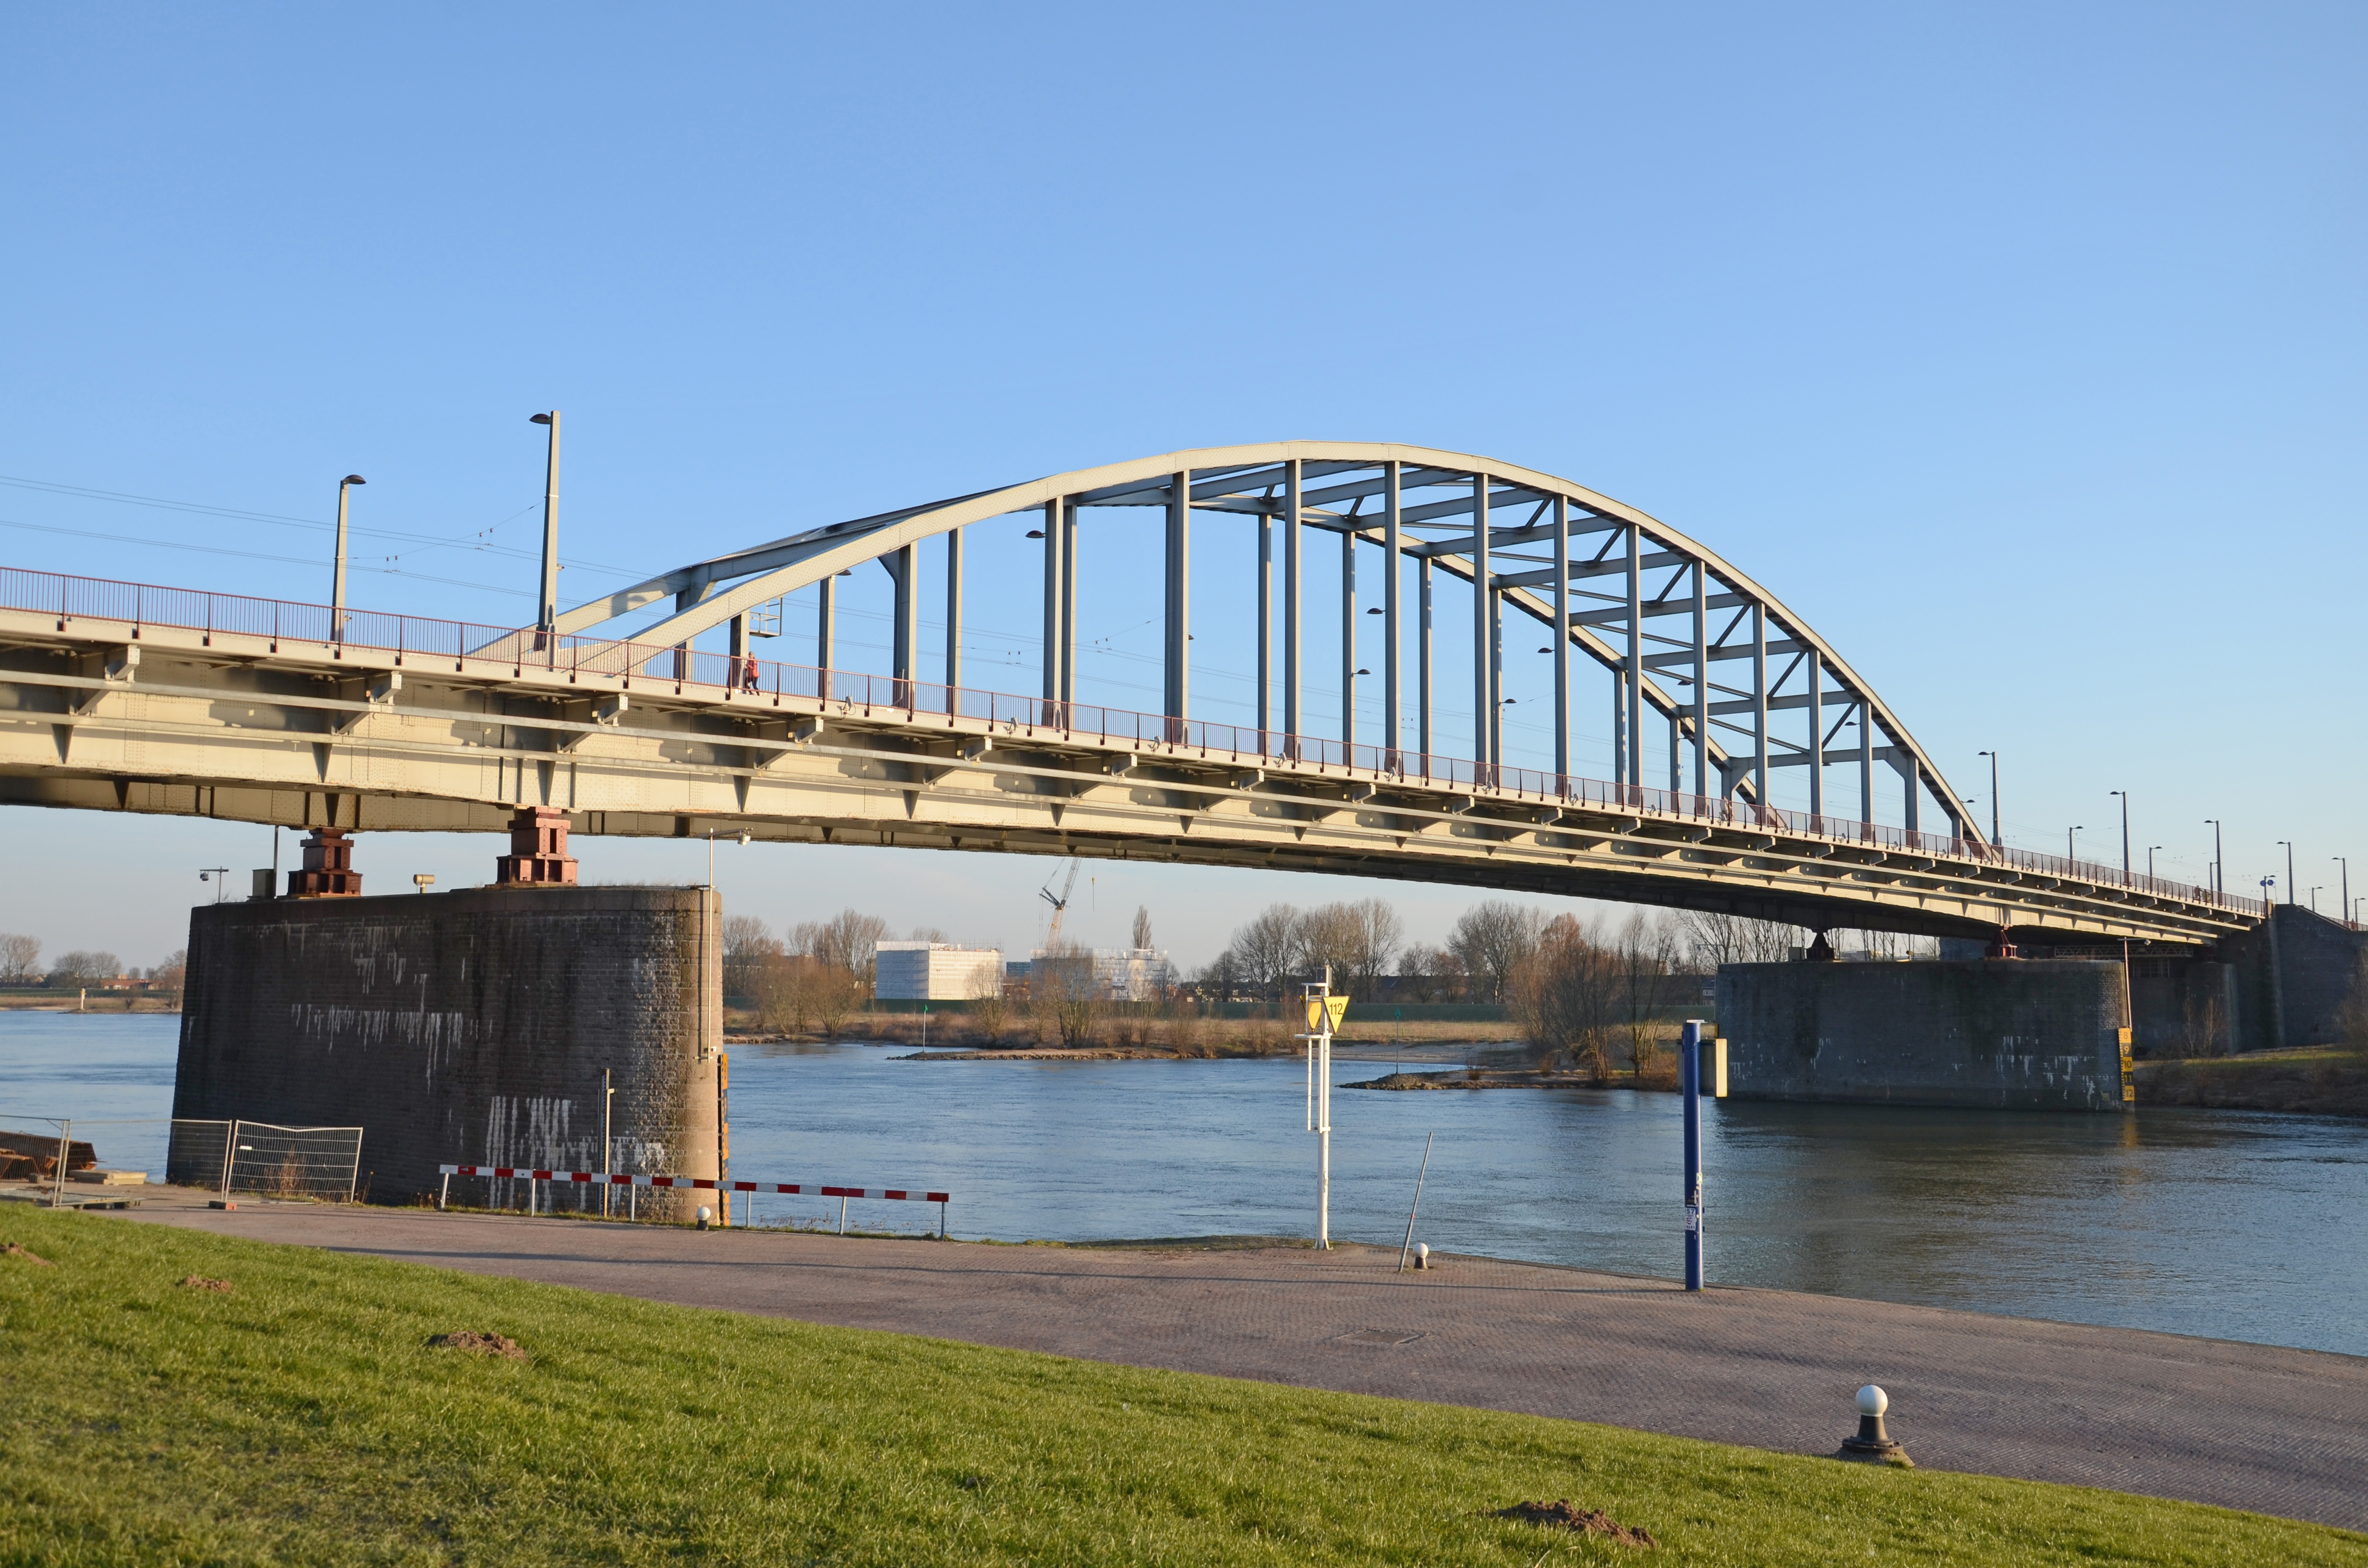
left=2, top=1210, right=2359, bottom=1566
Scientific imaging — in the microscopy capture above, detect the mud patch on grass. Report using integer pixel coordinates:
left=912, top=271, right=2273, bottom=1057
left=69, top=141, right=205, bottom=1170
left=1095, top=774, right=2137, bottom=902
left=3, top=1241, right=53, bottom=1267
left=1493, top=1499, right=1657, bottom=1547
left=176, top=1275, right=233, bottom=1292
left=427, top=1330, right=527, bottom=1361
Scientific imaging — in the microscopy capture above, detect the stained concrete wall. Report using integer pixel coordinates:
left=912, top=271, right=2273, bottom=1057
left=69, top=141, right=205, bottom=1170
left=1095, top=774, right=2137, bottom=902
left=2209, top=906, right=2366, bottom=1051
left=170, top=885, right=721, bottom=1210
left=1717, top=959, right=2131, bottom=1111
left=2130, top=959, right=2237, bottom=1057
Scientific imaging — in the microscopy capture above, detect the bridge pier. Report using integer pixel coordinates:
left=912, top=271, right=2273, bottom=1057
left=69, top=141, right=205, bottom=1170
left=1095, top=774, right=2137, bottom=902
left=1717, top=959, right=2134, bottom=1111
left=169, top=885, right=723, bottom=1211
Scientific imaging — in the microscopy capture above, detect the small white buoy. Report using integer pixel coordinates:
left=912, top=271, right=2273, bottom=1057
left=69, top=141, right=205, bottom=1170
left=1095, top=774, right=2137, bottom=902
left=1411, top=1242, right=1430, bottom=1270
left=695, top=1205, right=713, bottom=1231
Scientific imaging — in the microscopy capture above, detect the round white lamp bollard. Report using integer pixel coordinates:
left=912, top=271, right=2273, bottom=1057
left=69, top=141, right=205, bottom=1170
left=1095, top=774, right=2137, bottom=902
left=695, top=1205, right=713, bottom=1232
left=1411, top=1242, right=1430, bottom=1270
left=1837, top=1383, right=1912, bottom=1466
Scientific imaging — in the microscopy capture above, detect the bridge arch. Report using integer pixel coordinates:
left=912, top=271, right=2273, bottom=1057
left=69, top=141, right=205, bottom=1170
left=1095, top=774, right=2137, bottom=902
left=560, top=443, right=1974, bottom=845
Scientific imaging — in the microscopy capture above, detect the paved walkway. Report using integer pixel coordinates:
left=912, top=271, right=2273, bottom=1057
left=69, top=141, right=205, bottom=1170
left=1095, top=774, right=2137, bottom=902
left=111, top=1200, right=2366, bottom=1532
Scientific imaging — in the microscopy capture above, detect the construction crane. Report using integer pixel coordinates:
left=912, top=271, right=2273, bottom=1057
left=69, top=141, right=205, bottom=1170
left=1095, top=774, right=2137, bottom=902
left=1038, top=859, right=1080, bottom=949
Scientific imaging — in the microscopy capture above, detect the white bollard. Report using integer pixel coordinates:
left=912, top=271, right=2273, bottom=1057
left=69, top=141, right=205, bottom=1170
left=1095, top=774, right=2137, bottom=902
left=696, top=1205, right=713, bottom=1232
left=1412, top=1242, right=1430, bottom=1270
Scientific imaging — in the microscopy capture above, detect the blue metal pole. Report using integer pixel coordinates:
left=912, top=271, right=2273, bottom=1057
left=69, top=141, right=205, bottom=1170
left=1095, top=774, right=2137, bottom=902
left=1681, top=1018, right=1703, bottom=1291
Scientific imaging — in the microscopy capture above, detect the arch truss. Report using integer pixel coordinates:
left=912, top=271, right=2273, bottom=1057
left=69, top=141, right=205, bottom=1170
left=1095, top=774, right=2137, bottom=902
left=561, top=442, right=1977, bottom=846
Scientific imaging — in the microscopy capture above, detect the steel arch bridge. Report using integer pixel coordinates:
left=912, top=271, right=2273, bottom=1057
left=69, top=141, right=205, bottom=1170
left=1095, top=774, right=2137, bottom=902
left=0, top=441, right=2254, bottom=945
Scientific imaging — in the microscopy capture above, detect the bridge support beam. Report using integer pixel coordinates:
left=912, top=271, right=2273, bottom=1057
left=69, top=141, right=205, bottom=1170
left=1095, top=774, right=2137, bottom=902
left=1625, top=521, right=1642, bottom=791
left=1383, top=462, right=1402, bottom=760
left=1339, top=522, right=1355, bottom=747
left=1256, top=512, right=1271, bottom=736
left=1040, top=498, right=1062, bottom=705
left=944, top=526, right=962, bottom=691
left=1470, top=473, right=1490, bottom=768
left=1692, top=562, right=1709, bottom=799
left=1164, top=469, right=1189, bottom=731
left=1283, top=459, right=1302, bottom=748
left=1551, top=494, right=1568, bottom=780
left=816, top=574, right=836, bottom=676
left=1417, top=555, right=1433, bottom=759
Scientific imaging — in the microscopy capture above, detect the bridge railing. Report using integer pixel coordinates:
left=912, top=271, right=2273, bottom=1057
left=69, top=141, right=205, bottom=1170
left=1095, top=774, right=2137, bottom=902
left=0, top=563, right=2256, bottom=918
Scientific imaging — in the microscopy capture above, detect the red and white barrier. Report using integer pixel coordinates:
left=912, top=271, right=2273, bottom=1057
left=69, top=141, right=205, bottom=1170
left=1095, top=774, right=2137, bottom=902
left=437, top=1164, right=950, bottom=1234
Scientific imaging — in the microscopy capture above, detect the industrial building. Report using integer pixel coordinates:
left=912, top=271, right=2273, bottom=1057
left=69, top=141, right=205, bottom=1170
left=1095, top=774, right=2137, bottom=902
left=874, top=941, right=1005, bottom=1001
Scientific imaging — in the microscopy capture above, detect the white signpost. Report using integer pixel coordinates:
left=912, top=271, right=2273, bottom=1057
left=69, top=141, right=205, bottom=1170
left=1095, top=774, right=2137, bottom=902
left=1298, top=967, right=1348, bottom=1250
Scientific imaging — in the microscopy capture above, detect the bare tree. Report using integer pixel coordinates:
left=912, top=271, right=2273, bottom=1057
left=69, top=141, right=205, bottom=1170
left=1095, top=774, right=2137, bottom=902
left=1449, top=901, right=1544, bottom=1003
left=1674, top=910, right=1801, bottom=969
left=1030, top=940, right=1101, bottom=1048
left=792, top=909, right=891, bottom=982
left=1223, top=903, right=1301, bottom=1006
left=1131, top=905, right=1153, bottom=951
left=908, top=925, right=951, bottom=944
left=1614, top=912, right=1687, bottom=1078
left=51, top=951, right=122, bottom=985
left=1396, top=943, right=1467, bottom=1003
left=967, top=960, right=1010, bottom=1044
left=722, top=916, right=780, bottom=1002
left=150, top=947, right=187, bottom=1002
left=1507, top=914, right=1620, bottom=1074
left=0, top=933, right=39, bottom=986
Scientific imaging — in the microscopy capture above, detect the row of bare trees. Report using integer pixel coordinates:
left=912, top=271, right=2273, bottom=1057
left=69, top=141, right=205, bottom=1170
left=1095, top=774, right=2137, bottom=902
left=722, top=910, right=898, bottom=1035
left=1204, top=898, right=1406, bottom=1003
left=0, top=934, right=185, bottom=994
left=1507, top=913, right=1693, bottom=1078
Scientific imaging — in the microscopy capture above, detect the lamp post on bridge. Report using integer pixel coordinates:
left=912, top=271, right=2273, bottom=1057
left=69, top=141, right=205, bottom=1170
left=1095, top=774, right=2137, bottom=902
left=2147, top=845, right=2161, bottom=880
left=2278, top=841, right=2295, bottom=906
left=2206, top=820, right=2224, bottom=898
left=330, top=475, right=365, bottom=643
left=1977, top=750, right=2000, bottom=847
left=2068, top=825, right=2083, bottom=865
left=2109, top=790, right=2130, bottom=883
left=2336, top=857, right=2349, bottom=930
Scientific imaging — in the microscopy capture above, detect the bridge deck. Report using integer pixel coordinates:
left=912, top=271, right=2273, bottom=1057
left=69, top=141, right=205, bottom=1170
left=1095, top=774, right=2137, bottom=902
left=0, top=568, right=2255, bottom=943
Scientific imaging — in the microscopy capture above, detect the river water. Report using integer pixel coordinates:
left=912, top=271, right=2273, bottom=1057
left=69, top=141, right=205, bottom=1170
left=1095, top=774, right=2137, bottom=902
left=5, top=1013, right=2364, bottom=1359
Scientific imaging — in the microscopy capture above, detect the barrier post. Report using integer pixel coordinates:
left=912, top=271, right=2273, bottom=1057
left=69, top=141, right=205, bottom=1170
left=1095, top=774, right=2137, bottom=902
left=1681, top=1019, right=1703, bottom=1291
left=52, top=1120, right=70, bottom=1208
left=439, top=1170, right=451, bottom=1211
left=938, top=1198, right=947, bottom=1239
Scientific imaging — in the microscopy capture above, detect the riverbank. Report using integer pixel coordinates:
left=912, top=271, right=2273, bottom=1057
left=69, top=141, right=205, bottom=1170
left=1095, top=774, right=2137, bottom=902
left=1346, top=1064, right=1684, bottom=1092
left=2135, top=1045, right=2368, bottom=1118
left=56, top=1200, right=2368, bottom=1548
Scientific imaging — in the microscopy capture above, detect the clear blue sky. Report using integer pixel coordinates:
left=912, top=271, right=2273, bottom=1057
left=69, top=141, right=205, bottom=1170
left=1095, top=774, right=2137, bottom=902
left=2, top=4, right=2360, bottom=968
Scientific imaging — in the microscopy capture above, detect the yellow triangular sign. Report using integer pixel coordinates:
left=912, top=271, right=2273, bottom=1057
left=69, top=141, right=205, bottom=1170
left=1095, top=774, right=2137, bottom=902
left=1326, top=994, right=1349, bottom=1030
left=1303, top=996, right=1327, bottom=1033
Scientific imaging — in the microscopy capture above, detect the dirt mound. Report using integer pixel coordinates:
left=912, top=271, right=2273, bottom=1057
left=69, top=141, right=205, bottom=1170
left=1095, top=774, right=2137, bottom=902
left=1493, top=1500, right=1656, bottom=1547
left=177, top=1275, right=233, bottom=1292
left=2, top=1241, right=53, bottom=1267
left=427, top=1330, right=527, bottom=1361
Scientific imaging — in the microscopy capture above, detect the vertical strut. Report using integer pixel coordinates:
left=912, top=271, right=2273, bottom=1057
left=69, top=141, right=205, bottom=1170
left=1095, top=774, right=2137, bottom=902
left=1060, top=501, right=1077, bottom=706
left=1859, top=700, right=1874, bottom=825
left=1382, top=462, right=1401, bottom=759
left=1417, top=557, right=1433, bottom=760
left=1257, top=514, right=1272, bottom=736
left=1751, top=603, right=1768, bottom=810
left=1691, top=562, right=1709, bottom=799
left=1163, top=468, right=1191, bottom=731
left=944, top=526, right=963, bottom=693
left=1283, top=459, right=1302, bottom=747
left=888, top=543, right=917, bottom=693
left=816, top=574, right=836, bottom=676
left=1551, top=494, right=1569, bottom=780
left=1806, top=656, right=1823, bottom=820
left=1040, top=498, right=1061, bottom=704
left=1470, top=473, right=1490, bottom=767
left=1625, top=522, right=1643, bottom=790
left=1340, top=523, right=1356, bottom=747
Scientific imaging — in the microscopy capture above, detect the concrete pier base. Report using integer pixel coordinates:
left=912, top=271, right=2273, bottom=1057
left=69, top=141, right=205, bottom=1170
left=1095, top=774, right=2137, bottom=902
left=1717, top=959, right=2132, bottom=1111
left=169, top=885, right=722, bottom=1210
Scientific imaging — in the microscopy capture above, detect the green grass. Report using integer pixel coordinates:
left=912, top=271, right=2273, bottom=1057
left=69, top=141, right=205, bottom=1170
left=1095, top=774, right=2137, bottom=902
left=2, top=1211, right=2359, bottom=1566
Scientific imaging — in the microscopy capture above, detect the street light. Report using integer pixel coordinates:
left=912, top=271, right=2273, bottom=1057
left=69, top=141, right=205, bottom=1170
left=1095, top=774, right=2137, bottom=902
left=2309, top=886, right=2322, bottom=914
left=2336, top=857, right=2350, bottom=930
left=2205, top=819, right=2224, bottom=897
left=530, top=412, right=560, bottom=638
left=2278, top=840, right=2295, bottom=906
left=1977, top=750, right=2001, bottom=847
left=2147, top=845, right=2162, bottom=880
left=197, top=867, right=230, bottom=905
left=2109, top=790, right=2130, bottom=882
left=331, top=475, right=366, bottom=641
left=2068, top=825, right=2083, bottom=864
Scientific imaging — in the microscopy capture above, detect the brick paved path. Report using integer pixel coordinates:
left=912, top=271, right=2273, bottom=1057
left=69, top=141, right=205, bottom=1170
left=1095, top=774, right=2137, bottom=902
left=114, top=1202, right=2367, bottom=1532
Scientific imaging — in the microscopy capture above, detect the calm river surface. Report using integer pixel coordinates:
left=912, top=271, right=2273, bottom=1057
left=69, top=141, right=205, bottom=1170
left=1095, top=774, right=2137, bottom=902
left=6, top=1013, right=2365, bottom=1358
